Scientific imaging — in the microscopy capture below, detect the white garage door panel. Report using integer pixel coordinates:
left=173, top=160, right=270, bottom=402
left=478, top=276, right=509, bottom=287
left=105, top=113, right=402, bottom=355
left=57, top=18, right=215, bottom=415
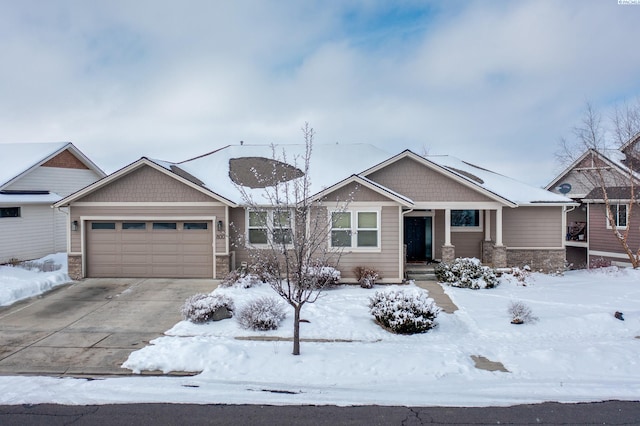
left=87, top=221, right=213, bottom=278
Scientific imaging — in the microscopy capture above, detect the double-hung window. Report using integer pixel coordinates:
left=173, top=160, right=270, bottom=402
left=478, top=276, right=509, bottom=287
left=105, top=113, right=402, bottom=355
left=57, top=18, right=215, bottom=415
left=330, top=210, right=380, bottom=250
left=607, top=204, right=628, bottom=229
left=247, top=209, right=292, bottom=246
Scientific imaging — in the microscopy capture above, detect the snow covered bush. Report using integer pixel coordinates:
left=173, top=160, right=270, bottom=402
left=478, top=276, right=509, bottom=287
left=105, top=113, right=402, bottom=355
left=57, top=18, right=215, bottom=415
left=354, top=266, right=380, bottom=289
left=18, top=259, right=62, bottom=272
left=181, top=293, right=235, bottom=323
left=219, top=270, right=261, bottom=288
left=589, top=257, right=612, bottom=269
left=509, top=266, right=532, bottom=286
left=304, top=261, right=341, bottom=288
left=508, top=301, right=538, bottom=324
left=434, top=258, right=498, bottom=289
left=237, top=296, right=287, bottom=331
left=368, top=290, right=440, bottom=334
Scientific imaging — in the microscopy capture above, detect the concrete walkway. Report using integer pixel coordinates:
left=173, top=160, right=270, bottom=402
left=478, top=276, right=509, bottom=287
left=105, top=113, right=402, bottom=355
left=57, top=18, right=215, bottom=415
left=413, top=281, right=458, bottom=313
left=0, top=278, right=215, bottom=376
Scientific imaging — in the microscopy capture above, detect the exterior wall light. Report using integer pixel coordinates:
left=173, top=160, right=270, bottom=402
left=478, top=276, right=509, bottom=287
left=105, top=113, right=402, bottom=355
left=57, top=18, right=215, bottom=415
left=72, top=220, right=79, bottom=231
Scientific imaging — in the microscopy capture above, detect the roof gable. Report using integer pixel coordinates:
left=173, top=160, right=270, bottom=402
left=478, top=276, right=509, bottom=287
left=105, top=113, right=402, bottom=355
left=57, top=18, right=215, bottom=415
left=55, top=158, right=237, bottom=207
left=0, top=142, right=105, bottom=189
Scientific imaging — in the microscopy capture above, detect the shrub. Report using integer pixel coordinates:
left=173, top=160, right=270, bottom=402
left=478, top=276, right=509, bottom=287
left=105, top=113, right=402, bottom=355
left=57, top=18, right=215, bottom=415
left=589, top=257, right=612, bottom=269
left=509, top=266, right=532, bottom=286
left=237, top=296, right=287, bottom=331
left=220, top=270, right=261, bottom=288
left=434, top=258, right=498, bottom=289
left=354, top=266, right=380, bottom=289
left=19, top=259, right=62, bottom=272
left=303, top=261, right=341, bottom=288
left=368, top=289, right=440, bottom=334
left=181, top=293, right=235, bottom=323
left=508, top=301, right=538, bottom=324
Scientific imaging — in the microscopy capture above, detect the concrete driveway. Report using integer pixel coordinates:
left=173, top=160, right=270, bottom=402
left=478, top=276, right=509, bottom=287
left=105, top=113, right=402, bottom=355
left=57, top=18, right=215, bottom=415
left=0, top=278, right=216, bottom=376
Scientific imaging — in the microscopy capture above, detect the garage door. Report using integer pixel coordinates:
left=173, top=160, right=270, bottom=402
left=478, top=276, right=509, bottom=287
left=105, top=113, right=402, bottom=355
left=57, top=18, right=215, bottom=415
left=86, top=220, right=214, bottom=278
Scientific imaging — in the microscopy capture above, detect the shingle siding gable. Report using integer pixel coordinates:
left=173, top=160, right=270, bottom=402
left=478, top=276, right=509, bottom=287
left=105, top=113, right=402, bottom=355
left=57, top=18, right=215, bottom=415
left=366, top=157, right=493, bottom=202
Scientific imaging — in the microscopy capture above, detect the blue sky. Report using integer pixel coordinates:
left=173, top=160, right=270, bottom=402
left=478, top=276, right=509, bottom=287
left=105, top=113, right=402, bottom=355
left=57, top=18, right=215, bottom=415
left=2, top=0, right=640, bottom=186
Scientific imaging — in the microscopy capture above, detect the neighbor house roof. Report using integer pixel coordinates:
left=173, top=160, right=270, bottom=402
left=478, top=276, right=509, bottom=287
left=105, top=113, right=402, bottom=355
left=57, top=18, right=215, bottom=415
left=0, top=142, right=106, bottom=189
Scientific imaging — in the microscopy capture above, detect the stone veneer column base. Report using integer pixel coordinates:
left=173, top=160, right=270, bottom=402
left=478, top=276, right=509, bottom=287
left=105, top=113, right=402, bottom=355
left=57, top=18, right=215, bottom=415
left=441, top=245, right=455, bottom=264
left=493, top=245, right=507, bottom=268
left=68, top=254, right=83, bottom=280
left=215, top=255, right=230, bottom=279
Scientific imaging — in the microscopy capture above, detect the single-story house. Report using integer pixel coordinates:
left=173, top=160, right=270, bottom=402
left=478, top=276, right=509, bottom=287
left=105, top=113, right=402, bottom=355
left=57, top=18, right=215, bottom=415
left=54, top=143, right=574, bottom=281
left=546, top=134, right=640, bottom=268
left=0, top=142, right=106, bottom=264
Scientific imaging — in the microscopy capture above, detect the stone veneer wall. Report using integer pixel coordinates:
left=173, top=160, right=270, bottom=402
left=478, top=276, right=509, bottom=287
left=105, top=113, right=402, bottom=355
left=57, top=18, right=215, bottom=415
left=506, top=249, right=566, bottom=273
left=68, top=255, right=82, bottom=280
left=215, top=255, right=230, bottom=279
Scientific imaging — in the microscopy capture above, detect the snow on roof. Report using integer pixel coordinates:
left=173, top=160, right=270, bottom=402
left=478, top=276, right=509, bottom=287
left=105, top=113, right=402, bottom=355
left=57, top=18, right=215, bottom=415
left=425, top=155, right=574, bottom=205
left=162, top=143, right=392, bottom=205
left=0, top=142, right=70, bottom=188
left=0, top=192, right=62, bottom=204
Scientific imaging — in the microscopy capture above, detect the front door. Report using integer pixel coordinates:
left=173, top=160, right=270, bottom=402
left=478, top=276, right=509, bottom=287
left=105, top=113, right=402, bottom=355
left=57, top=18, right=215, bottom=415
left=404, top=217, right=432, bottom=262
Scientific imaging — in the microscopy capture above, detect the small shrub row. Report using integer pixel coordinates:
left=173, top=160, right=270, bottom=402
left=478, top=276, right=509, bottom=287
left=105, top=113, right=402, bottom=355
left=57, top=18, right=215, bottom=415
left=434, top=258, right=498, bottom=289
left=369, top=289, right=440, bottom=334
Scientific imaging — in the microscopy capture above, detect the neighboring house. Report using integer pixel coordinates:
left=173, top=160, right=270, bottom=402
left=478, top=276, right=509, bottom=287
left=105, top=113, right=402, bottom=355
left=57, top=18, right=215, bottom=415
left=54, top=143, right=574, bottom=281
left=546, top=135, right=640, bottom=268
left=0, top=142, right=106, bottom=264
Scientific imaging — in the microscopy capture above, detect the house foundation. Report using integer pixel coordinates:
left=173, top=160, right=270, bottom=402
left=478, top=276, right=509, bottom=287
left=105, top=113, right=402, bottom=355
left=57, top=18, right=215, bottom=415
left=506, top=248, right=566, bottom=273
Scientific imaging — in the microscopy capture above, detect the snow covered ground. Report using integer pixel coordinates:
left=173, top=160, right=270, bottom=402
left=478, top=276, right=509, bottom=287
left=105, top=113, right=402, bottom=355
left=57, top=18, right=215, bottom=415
left=0, top=259, right=639, bottom=407
left=0, top=253, right=70, bottom=306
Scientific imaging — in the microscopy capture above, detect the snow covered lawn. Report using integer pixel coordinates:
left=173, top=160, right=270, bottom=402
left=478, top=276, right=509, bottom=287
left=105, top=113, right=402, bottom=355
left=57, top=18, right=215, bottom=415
left=0, top=266, right=639, bottom=407
left=0, top=253, right=71, bottom=306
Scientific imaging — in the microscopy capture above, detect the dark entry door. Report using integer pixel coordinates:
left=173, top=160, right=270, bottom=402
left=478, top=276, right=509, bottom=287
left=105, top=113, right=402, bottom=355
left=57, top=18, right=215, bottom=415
left=404, top=217, right=432, bottom=261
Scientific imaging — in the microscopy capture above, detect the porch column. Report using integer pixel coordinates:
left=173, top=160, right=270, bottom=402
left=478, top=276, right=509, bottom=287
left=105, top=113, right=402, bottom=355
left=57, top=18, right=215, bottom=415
left=495, top=206, right=503, bottom=246
left=444, top=208, right=451, bottom=246
left=442, top=208, right=455, bottom=263
left=484, top=210, right=491, bottom=241
left=493, top=206, right=507, bottom=268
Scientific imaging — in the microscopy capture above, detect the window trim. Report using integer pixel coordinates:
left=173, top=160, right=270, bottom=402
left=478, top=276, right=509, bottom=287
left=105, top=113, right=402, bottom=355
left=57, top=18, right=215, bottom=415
left=451, top=209, right=483, bottom=232
left=246, top=208, right=294, bottom=247
left=0, top=207, right=21, bottom=218
left=606, top=204, right=628, bottom=229
left=329, top=208, right=381, bottom=252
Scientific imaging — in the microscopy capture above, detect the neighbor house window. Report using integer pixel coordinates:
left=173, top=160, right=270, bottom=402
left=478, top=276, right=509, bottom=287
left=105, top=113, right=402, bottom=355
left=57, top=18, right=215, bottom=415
left=0, top=207, right=20, bottom=218
left=607, top=204, right=628, bottom=229
left=451, top=209, right=482, bottom=231
left=330, top=210, right=380, bottom=249
left=247, top=209, right=293, bottom=246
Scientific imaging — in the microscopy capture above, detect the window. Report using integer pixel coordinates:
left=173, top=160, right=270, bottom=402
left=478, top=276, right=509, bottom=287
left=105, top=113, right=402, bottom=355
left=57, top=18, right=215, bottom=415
left=247, top=210, right=293, bottom=246
left=330, top=210, right=379, bottom=249
left=451, top=210, right=480, bottom=227
left=0, top=207, right=20, bottom=218
left=122, top=222, right=146, bottom=230
left=153, top=222, right=177, bottom=230
left=184, top=222, right=208, bottom=230
left=91, top=222, right=116, bottom=230
left=607, top=204, right=628, bottom=229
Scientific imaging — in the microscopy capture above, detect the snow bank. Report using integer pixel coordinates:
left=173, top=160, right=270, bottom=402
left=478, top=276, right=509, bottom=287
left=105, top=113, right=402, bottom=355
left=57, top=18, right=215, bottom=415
left=0, top=253, right=71, bottom=306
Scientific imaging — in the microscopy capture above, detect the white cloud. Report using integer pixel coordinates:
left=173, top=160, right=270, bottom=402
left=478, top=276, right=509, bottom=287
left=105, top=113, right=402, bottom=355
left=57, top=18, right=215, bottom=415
left=1, top=1, right=640, bottom=186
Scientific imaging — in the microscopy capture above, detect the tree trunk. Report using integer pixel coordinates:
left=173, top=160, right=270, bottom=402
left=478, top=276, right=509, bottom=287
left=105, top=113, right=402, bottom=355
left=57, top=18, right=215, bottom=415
left=292, top=305, right=301, bottom=355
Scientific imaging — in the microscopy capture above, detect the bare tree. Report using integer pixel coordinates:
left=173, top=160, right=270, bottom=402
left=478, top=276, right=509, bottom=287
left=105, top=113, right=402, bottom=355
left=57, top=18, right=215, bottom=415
left=233, top=123, right=348, bottom=355
left=558, top=101, right=640, bottom=268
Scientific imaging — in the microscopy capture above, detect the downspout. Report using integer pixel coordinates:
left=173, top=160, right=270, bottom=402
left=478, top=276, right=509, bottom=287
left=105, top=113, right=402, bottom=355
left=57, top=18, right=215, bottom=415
left=56, top=206, right=71, bottom=254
